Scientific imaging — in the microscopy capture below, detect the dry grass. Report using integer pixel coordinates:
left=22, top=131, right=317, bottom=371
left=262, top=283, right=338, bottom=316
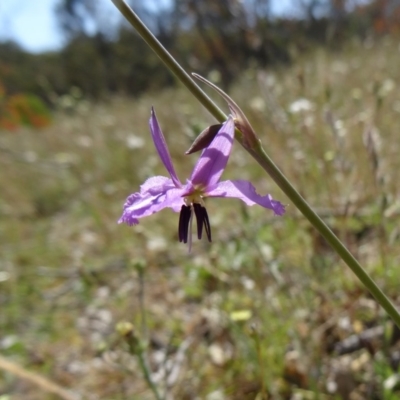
left=1, top=36, right=400, bottom=399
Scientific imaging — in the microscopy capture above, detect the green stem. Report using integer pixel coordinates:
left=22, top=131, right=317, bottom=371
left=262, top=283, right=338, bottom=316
left=135, top=342, right=163, bottom=400
left=110, top=0, right=400, bottom=328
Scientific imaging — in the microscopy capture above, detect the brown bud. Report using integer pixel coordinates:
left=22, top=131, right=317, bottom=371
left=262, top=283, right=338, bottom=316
left=185, top=124, right=222, bottom=154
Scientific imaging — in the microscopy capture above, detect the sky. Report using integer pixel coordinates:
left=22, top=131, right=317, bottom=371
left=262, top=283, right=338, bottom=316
left=0, top=0, right=64, bottom=52
left=0, top=0, right=294, bottom=53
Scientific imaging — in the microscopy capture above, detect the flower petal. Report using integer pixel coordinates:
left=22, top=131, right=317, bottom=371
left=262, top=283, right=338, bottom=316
left=149, top=107, right=181, bottom=187
left=206, top=180, right=286, bottom=216
left=189, top=116, right=235, bottom=188
left=139, top=176, right=176, bottom=196
left=119, top=185, right=184, bottom=225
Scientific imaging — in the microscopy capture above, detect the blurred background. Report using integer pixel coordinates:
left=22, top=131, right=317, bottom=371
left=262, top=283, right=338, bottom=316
left=1, top=0, right=399, bottom=110
left=1, top=1, right=400, bottom=399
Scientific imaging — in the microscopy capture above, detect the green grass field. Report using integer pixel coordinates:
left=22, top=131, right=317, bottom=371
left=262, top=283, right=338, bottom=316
left=1, top=36, right=400, bottom=399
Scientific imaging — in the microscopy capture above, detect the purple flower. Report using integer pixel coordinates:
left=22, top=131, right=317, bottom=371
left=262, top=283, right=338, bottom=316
left=119, top=107, right=285, bottom=249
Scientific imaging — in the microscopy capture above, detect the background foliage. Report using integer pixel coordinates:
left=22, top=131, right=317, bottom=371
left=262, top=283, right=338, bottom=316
left=1, top=1, right=400, bottom=399
left=1, top=0, right=400, bottom=105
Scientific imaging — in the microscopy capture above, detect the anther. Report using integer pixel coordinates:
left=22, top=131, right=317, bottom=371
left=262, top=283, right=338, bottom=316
left=193, top=203, right=212, bottom=242
left=178, top=205, right=192, bottom=243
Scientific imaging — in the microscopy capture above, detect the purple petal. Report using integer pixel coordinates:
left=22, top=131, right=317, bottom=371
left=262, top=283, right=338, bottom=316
left=119, top=184, right=185, bottom=225
left=149, top=108, right=181, bottom=188
left=189, top=117, right=235, bottom=188
left=139, top=176, right=176, bottom=196
left=206, top=180, right=286, bottom=216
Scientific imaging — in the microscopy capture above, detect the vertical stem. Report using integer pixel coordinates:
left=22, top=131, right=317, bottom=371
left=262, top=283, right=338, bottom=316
left=136, top=349, right=163, bottom=400
left=133, top=263, right=161, bottom=399
left=138, top=266, right=147, bottom=339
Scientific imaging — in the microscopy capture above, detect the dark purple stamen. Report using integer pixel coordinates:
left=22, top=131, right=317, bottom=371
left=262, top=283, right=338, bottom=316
left=193, top=203, right=212, bottom=242
left=178, top=205, right=191, bottom=243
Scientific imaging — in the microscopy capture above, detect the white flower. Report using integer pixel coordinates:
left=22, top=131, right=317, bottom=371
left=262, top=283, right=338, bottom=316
left=288, top=98, right=314, bottom=114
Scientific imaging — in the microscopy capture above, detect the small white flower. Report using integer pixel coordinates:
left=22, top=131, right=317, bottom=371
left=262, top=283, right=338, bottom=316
left=126, top=135, right=145, bottom=149
left=288, top=98, right=314, bottom=114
